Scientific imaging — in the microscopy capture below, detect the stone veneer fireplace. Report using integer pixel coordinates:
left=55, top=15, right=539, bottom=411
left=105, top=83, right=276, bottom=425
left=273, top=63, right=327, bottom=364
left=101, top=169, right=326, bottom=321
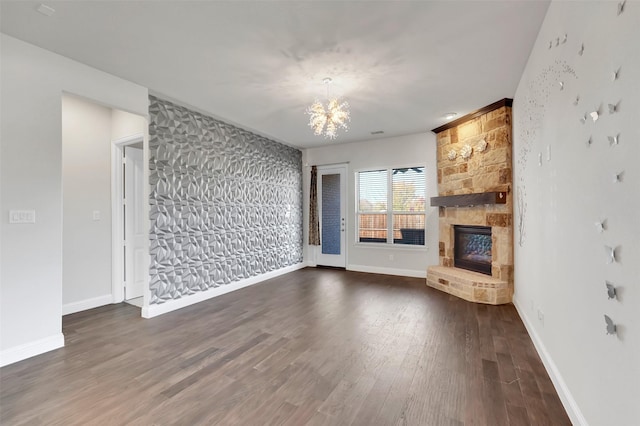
left=426, top=99, right=514, bottom=305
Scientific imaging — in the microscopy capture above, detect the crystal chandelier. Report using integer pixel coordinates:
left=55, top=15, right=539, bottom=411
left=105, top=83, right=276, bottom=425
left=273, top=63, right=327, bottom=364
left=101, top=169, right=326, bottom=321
left=306, top=77, right=350, bottom=139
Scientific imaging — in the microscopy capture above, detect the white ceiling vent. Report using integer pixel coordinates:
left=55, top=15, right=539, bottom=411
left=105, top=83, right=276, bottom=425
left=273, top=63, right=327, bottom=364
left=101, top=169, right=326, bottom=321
left=36, top=4, right=56, bottom=17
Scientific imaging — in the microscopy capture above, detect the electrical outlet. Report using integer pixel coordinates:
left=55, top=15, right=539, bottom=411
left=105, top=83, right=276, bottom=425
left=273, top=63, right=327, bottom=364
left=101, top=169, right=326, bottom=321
left=389, top=254, right=394, bottom=261
left=92, top=210, right=101, bottom=221
left=9, top=210, right=36, bottom=224
left=537, top=309, right=544, bottom=326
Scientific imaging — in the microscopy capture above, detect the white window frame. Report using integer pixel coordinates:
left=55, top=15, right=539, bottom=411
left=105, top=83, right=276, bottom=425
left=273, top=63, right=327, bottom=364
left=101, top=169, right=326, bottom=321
left=355, top=165, right=427, bottom=247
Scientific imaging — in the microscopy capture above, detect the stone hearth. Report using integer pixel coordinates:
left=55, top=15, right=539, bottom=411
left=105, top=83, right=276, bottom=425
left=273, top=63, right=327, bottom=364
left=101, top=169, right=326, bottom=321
left=427, top=266, right=511, bottom=304
left=427, top=99, right=514, bottom=305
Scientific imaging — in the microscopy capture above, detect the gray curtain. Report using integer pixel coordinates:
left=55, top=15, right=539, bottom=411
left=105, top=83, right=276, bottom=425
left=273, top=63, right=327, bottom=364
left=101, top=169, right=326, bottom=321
left=309, top=166, right=320, bottom=245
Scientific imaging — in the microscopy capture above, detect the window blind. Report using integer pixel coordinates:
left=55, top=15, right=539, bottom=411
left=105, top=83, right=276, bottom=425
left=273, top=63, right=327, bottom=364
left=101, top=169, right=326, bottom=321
left=357, top=166, right=426, bottom=246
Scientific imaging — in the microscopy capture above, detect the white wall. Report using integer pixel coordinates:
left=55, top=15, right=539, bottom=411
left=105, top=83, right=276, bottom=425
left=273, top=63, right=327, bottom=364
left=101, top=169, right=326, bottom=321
left=512, top=2, right=639, bottom=425
left=62, top=95, right=113, bottom=312
left=0, top=34, right=148, bottom=366
left=111, top=109, right=147, bottom=142
left=303, top=133, right=439, bottom=277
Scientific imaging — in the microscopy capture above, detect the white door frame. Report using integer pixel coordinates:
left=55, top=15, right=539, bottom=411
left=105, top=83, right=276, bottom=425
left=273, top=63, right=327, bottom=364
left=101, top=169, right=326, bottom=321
left=124, top=146, right=145, bottom=300
left=111, top=133, right=149, bottom=305
left=316, top=164, right=348, bottom=268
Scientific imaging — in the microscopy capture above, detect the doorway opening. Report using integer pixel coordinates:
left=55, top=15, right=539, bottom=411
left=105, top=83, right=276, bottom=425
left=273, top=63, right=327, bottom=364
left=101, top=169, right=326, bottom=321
left=61, top=94, right=148, bottom=316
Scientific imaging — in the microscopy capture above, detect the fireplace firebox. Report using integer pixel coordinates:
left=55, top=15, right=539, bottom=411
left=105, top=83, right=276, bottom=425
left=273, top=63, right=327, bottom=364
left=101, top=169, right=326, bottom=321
left=454, top=225, right=492, bottom=275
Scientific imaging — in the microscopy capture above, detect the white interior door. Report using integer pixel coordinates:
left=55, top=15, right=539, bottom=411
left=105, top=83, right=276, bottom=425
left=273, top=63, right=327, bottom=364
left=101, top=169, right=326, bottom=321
left=317, top=165, right=347, bottom=268
left=124, top=146, right=145, bottom=300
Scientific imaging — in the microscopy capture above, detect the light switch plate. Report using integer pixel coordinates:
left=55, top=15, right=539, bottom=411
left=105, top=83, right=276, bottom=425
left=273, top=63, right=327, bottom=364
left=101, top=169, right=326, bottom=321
left=9, top=210, right=36, bottom=224
left=92, top=210, right=101, bottom=221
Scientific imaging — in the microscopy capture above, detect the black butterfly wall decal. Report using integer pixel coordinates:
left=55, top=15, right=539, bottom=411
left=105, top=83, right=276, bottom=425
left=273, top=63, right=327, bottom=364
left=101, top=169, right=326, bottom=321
left=606, top=281, right=617, bottom=300
left=604, top=315, right=616, bottom=335
left=608, top=134, right=620, bottom=146
left=578, top=44, right=585, bottom=56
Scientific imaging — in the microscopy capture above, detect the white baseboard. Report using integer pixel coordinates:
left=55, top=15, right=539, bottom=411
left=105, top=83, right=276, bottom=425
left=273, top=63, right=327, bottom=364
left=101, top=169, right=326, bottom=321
left=62, top=294, right=114, bottom=315
left=513, top=298, right=588, bottom=426
left=0, top=333, right=65, bottom=368
left=347, top=264, right=426, bottom=278
left=142, top=263, right=307, bottom=318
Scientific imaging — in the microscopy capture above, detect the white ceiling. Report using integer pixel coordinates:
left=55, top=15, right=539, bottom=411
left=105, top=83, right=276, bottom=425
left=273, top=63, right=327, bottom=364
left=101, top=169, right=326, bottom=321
left=0, top=1, right=549, bottom=148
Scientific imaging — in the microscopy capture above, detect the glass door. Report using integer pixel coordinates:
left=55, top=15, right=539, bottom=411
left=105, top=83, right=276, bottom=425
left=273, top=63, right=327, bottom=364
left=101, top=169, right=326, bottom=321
left=317, top=166, right=347, bottom=267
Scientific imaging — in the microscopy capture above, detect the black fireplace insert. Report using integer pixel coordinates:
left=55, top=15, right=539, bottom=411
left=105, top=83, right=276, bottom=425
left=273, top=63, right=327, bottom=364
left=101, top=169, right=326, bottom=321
left=454, top=225, right=492, bottom=275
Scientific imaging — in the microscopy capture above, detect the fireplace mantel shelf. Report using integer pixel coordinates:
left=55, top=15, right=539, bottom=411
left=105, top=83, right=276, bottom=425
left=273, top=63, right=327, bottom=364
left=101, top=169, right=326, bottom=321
left=430, top=191, right=507, bottom=208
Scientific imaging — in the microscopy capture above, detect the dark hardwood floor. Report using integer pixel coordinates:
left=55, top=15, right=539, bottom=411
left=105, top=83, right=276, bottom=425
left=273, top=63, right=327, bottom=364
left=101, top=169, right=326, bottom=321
left=0, top=268, right=570, bottom=425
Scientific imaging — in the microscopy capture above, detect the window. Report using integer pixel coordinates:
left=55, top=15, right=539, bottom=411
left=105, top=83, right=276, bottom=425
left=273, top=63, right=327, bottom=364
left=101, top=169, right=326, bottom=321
left=357, top=166, right=426, bottom=246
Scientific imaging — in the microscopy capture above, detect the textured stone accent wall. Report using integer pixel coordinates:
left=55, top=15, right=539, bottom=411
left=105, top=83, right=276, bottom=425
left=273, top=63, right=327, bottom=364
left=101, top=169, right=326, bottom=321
left=427, top=105, right=513, bottom=304
left=148, top=96, right=303, bottom=304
